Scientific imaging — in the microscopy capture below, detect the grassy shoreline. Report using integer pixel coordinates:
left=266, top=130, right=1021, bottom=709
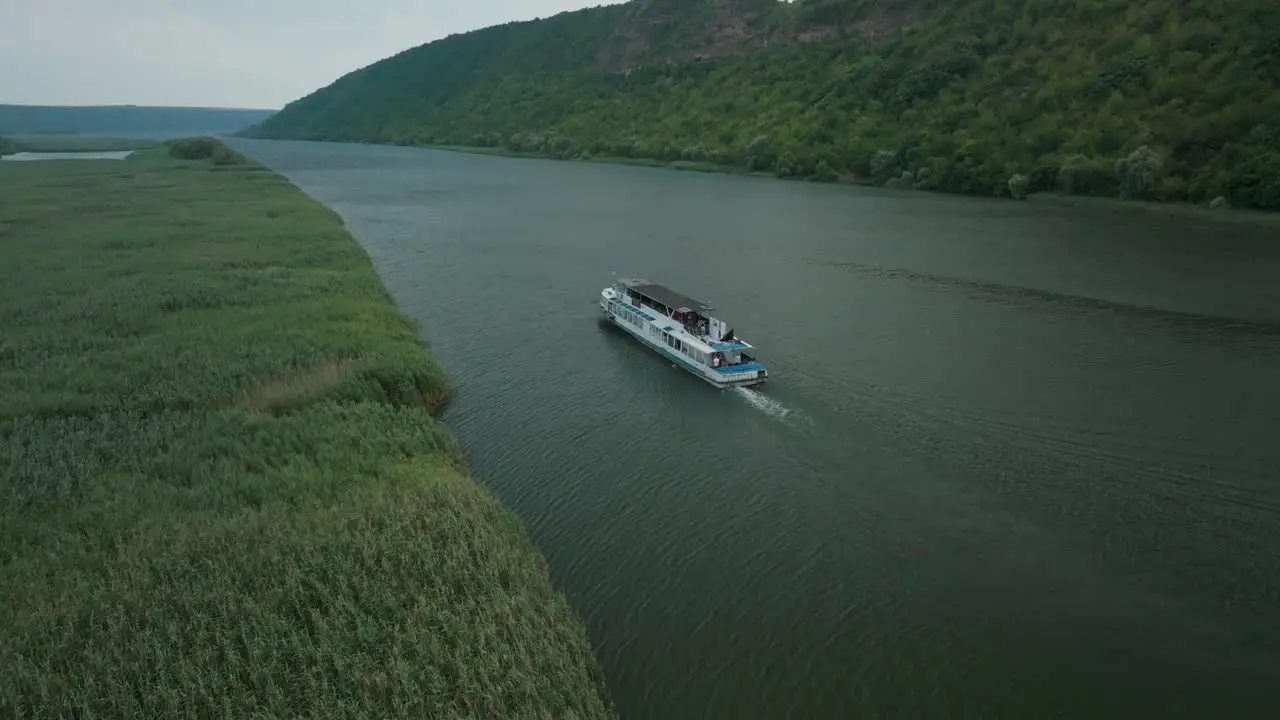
left=0, top=139, right=615, bottom=717
left=415, top=141, right=1280, bottom=226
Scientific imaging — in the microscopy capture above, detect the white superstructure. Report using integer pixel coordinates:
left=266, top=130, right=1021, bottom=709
left=600, top=276, right=769, bottom=388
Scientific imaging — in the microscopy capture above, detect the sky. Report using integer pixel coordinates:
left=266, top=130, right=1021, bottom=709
left=0, top=0, right=623, bottom=109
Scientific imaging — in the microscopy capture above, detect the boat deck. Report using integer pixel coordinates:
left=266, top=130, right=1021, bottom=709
left=617, top=277, right=714, bottom=313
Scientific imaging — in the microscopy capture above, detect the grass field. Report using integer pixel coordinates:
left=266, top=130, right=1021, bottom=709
left=0, top=141, right=615, bottom=717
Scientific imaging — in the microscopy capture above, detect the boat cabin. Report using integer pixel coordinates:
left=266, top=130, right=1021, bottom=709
left=616, top=277, right=722, bottom=339
left=613, top=277, right=758, bottom=369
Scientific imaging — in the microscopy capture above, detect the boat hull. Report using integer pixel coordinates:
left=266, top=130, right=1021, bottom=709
left=599, top=289, right=768, bottom=389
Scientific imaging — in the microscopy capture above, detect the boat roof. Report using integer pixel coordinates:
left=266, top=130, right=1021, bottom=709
left=617, top=277, right=714, bottom=313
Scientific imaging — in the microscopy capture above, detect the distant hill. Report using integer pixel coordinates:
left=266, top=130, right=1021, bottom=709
left=0, top=105, right=276, bottom=137
left=242, top=0, right=1280, bottom=210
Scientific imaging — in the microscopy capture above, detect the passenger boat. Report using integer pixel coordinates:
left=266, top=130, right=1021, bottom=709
left=600, top=276, right=769, bottom=388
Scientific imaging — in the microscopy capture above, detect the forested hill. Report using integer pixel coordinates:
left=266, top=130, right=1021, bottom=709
left=0, top=105, right=275, bottom=136
left=243, top=0, right=1280, bottom=210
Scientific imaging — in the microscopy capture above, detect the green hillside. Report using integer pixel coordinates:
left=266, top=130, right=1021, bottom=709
left=243, top=0, right=1280, bottom=209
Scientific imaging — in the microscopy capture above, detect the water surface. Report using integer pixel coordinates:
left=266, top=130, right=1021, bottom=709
left=232, top=138, right=1280, bottom=719
left=1, top=151, right=134, bottom=161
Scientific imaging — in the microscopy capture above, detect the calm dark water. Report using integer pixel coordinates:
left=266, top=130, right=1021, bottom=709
left=232, top=138, right=1280, bottom=719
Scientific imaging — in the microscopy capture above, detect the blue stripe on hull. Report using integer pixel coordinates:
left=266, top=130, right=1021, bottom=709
left=714, top=362, right=765, bottom=374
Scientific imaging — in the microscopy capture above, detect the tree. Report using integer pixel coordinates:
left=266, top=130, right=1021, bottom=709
left=745, top=135, right=773, bottom=170
left=869, top=149, right=898, bottom=184
left=1058, top=155, right=1111, bottom=196
left=1115, top=145, right=1164, bottom=200
left=1008, top=173, right=1029, bottom=199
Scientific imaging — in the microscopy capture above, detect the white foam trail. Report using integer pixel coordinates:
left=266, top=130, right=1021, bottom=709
left=732, top=386, right=797, bottom=422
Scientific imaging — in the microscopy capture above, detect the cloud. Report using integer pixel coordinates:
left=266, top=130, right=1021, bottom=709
left=0, top=0, right=623, bottom=108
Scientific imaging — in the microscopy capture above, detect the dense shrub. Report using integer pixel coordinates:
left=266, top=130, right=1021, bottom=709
left=168, top=136, right=247, bottom=165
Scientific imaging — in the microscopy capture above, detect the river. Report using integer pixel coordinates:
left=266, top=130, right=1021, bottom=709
left=230, top=138, right=1280, bottom=719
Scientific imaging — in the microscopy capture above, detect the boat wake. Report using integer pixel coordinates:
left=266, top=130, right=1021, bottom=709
left=732, top=386, right=801, bottom=423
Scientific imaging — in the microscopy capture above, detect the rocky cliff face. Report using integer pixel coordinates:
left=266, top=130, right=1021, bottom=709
left=596, top=0, right=928, bottom=71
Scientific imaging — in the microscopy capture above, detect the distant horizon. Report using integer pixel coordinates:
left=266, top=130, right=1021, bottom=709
left=0, top=102, right=279, bottom=111
left=0, top=104, right=279, bottom=136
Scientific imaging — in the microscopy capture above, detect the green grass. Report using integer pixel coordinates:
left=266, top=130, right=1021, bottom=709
left=2, top=133, right=160, bottom=152
left=0, top=142, right=615, bottom=718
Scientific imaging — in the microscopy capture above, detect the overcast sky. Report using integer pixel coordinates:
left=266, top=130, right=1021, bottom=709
left=0, top=0, right=622, bottom=109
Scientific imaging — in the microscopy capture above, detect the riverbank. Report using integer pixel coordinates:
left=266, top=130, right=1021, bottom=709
left=415, top=142, right=1279, bottom=225
left=0, top=140, right=615, bottom=717
left=426, top=142, right=775, bottom=178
